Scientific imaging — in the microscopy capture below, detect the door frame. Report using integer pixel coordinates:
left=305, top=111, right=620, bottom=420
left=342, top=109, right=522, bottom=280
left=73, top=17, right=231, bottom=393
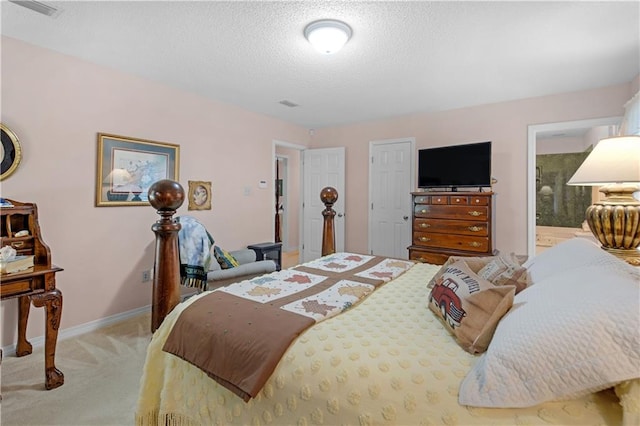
left=526, top=116, right=621, bottom=257
left=367, top=137, right=416, bottom=257
left=272, top=140, right=306, bottom=258
left=275, top=155, right=290, bottom=251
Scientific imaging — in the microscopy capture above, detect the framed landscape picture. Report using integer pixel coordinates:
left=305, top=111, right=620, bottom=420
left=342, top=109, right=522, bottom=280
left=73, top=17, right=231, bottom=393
left=96, top=133, right=180, bottom=206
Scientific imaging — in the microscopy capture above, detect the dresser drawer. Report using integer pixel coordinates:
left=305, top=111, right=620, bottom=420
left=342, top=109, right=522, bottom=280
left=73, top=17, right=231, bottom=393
left=449, top=196, right=468, bottom=205
left=414, top=205, right=489, bottom=221
left=413, top=232, right=490, bottom=252
left=469, top=196, right=489, bottom=206
left=430, top=195, right=448, bottom=205
left=414, top=218, right=489, bottom=236
left=414, top=195, right=430, bottom=205
left=1, top=278, right=34, bottom=297
left=408, top=248, right=450, bottom=265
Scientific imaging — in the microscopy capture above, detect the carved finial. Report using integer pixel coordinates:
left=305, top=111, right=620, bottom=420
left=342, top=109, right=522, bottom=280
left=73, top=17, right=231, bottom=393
left=320, top=186, right=338, bottom=207
left=320, top=186, right=338, bottom=256
left=148, top=179, right=185, bottom=220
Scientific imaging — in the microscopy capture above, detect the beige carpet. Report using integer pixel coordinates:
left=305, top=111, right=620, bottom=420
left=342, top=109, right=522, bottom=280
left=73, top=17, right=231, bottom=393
left=1, top=311, right=152, bottom=426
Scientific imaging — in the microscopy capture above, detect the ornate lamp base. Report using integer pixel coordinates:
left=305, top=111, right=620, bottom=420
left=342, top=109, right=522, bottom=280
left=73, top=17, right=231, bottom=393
left=585, top=184, right=640, bottom=266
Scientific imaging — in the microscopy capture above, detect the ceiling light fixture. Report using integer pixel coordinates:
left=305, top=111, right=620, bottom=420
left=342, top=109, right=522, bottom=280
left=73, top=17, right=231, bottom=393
left=304, top=19, right=352, bottom=54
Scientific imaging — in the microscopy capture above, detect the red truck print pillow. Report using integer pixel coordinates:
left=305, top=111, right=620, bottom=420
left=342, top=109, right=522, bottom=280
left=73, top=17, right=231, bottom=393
left=428, top=260, right=515, bottom=354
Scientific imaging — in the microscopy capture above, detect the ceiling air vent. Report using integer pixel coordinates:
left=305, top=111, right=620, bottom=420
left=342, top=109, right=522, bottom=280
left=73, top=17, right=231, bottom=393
left=279, top=100, right=299, bottom=108
left=8, top=0, right=62, bottom=17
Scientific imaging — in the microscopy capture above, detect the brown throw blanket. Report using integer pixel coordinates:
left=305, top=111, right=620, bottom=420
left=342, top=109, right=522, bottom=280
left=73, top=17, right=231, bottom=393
left=162, top=253, right=414, bottom=401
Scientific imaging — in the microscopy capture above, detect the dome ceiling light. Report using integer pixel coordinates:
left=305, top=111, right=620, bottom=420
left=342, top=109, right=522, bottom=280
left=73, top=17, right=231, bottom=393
left=304, top=19, right=352, bottom=54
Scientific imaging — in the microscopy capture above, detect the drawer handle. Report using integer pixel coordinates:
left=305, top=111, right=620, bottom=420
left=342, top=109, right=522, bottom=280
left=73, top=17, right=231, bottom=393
left=11, top=241, right=25, bottom=248
left=468, top=226, right=483, bottom=232
left=468, top=211, right=483, bottom=217
left=419, top=237, right=431, bottom=242
left=419, top=223, right=431, bottom=228
left=420, top=209, right=427, bottom=214
left=468, top=242, right=481, bottom=248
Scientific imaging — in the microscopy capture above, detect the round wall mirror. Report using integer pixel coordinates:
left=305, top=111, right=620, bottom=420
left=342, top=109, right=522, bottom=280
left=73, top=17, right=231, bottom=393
left=1, top=123, right=22, bottom=181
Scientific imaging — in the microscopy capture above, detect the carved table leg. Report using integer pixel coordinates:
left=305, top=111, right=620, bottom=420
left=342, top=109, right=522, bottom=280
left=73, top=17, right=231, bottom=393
left=16, top=295, right=33, bottom=357
left=31, top=289, right=64, bottom=390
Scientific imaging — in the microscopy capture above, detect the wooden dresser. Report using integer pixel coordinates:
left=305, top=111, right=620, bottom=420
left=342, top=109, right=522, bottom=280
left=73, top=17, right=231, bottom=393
left=408, top=191, right=496, bottom=265
left=1, top=199, right=64, bottom=390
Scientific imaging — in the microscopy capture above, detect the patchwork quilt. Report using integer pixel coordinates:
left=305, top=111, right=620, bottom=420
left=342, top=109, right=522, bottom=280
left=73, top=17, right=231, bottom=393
left=162, top=253, right=414, bottom=401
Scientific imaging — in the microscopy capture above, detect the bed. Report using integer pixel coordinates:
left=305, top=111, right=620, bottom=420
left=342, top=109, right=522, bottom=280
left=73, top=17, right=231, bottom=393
left=137, top=182, right=640, bottom=425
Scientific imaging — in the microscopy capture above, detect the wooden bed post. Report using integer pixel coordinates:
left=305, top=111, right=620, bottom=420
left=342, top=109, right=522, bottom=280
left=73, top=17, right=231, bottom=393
left=148, top=179, right=185, bottom=332
left=320, top=186, right=338, bottom=256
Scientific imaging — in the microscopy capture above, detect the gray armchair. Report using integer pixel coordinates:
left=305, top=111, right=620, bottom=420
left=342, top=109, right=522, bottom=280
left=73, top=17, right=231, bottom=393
left=206, top=248, right=277, bottom=289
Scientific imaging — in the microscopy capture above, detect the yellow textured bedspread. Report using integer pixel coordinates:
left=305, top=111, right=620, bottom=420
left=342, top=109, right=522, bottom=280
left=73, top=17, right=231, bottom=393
left=136, top=263, right=633, bottom=426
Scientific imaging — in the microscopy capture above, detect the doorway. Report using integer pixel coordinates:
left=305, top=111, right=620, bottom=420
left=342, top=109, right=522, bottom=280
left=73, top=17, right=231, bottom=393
left=273, top=141, right=304, bottom=267
left=368, top=138, right=415, bottom=258
left=526, top=117, right=621, bottom=257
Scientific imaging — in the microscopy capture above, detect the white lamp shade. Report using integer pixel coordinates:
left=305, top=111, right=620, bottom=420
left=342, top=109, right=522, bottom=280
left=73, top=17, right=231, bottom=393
left=304, top=20, right=352, bottom=54
left=567, top=135, right=640, bottom=186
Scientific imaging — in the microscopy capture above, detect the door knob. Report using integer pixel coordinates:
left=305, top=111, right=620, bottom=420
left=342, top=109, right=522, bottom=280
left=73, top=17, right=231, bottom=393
left=403, top=216, right=409, bottom=220
left=337, top=213, right=344, bottom=218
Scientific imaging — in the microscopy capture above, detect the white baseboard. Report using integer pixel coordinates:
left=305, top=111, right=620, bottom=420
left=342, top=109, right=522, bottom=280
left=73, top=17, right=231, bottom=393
left=1, top=304, right=151, bottom=356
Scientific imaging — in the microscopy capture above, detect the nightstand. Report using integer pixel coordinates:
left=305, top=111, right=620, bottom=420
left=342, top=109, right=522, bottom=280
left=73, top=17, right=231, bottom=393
left=247, top=242, right=282, bottom=271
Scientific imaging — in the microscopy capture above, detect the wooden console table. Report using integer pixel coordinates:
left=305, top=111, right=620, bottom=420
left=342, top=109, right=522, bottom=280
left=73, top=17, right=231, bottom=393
left=1, top=265, right=64, bottom=389
left=1, top=199, right=64, bottom=390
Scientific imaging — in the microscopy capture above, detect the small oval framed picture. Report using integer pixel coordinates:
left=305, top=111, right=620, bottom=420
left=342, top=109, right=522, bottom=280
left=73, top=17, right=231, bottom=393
left=188, top=180, right=212, bottom=210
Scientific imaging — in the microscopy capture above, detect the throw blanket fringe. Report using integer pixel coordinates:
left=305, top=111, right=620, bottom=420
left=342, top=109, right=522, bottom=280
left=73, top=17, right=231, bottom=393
left=135, top=411, right=198, bottom=426
left=177, top=216, right=214, bottom=292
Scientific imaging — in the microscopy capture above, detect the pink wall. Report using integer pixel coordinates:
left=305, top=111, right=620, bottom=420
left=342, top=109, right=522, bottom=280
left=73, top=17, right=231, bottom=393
left=310, top=83, right=633, bottom=256
left=1, top=35, right=635, bottom=348
left=0, top=37, right=310, bottom=346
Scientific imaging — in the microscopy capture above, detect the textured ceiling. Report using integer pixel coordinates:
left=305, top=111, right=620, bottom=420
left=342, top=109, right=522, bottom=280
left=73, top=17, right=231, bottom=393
left=1, top=1, right=639, bottom=129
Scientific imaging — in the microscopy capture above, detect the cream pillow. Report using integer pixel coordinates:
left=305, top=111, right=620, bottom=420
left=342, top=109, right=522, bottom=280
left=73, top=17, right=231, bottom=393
left=522, top=238, right=604, bottom=283
left=428, top=260, right=515, bottom=354
left=427, top=253, right=528, bottom=293
left=477, top=256, right=530, bottom=294
left=459, top=260, right=640, bottom=408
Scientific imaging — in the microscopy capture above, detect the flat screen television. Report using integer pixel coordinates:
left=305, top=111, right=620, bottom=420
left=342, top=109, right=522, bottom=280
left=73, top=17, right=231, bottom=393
left=418, top=141, right=492, bottom=190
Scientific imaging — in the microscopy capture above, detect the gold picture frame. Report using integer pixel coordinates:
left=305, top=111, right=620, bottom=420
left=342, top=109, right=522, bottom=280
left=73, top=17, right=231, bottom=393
left=1, top=123, right=22, bottom=181
left=96, top=133, right=180, bottom=206
left=188, top=180, right=212, bottom=211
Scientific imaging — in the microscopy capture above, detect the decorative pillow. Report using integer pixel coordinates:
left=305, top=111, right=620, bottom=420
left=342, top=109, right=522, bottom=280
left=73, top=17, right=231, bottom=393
left=477, top=256, right=530, bottom=294
left=427, top=253, right=528, bottom=294
left=459, top=260, right=640, bottom=408
left=428, top=260, right=515, bottom=354
left=214, top=246, right=239, bottom=269
left=522, top=237, right=605, bottom=283
left=427, top=255, right=492, bottom=288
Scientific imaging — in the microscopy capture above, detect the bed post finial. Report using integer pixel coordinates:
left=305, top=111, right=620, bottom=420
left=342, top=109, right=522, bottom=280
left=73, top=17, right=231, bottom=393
left=148, top=179, right=185, bottom=332
left=320, top=186, right=338, bottom=256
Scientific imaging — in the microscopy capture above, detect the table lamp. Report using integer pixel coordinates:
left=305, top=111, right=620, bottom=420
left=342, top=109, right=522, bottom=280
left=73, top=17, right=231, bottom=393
left=567, top=135, right=640, bottom=265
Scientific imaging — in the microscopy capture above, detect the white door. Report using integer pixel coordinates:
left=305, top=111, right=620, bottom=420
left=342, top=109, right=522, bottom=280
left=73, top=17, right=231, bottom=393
left=369, top=138, right=415, bottom=258
left=302, top=147, right=345, bottom=262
